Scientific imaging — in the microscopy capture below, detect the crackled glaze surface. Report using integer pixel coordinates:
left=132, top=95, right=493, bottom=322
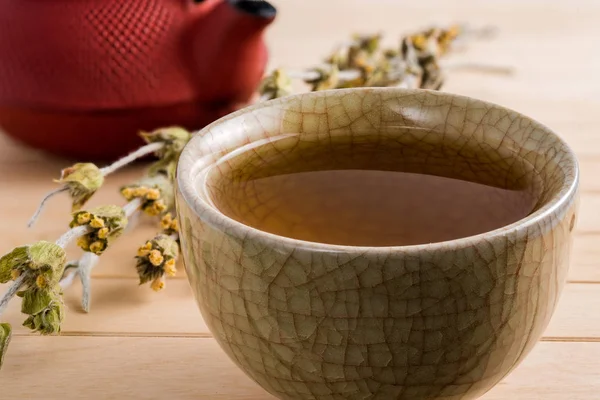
left=175, top=88, right=579, bottom=400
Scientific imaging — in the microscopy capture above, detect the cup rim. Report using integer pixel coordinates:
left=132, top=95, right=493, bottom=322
left=176, top=87, right=579, bottom=253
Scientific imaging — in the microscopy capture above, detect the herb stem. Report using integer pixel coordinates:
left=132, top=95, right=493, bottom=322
left=123, top=198, right=143, bottom=217
left=0, top=274, right=26, bottom=316
left=27, top=186, right=69, bottom=228
left=78, top=252, right=99, bottom=313
left=55, top=225, right=92, bottom=249
left=100, top=142, right=164, bottom=177
left=288, top=69, right=361, bottom=82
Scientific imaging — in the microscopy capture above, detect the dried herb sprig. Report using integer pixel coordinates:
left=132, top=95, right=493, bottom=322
left=135, top=234, right=180, bottom=292
left=259, top=23, right=509, bottom=100
left=27, top=140, right=165, bottom=228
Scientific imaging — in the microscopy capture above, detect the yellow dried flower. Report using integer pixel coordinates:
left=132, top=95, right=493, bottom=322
left=89, top=241, right=105, bottom=255
left=35, top=275, right=47, bottom=289
left=163, top=259, right=177, bottom=277
left=77, top=236, right=91, bottom=251
left=97, top=227, right=109, bottom=240
left=89, top=216, right=105, bottom=229
left=151, top=277, right=165, bottom=292
left=412, top=34, right=428, bottom=51
left=10, top=269, right=21, bottom=280
left=170, top=219, right=178, bottom=232
left=155, top=201, right=167, bottom=213
left=146, top=189, right=160, bottom=200
left=121, top=187, right=134, bottom=200
left=76, top=212, right=91, bottom=225
left=132, top=188, right=147, bottom=197
left=160, top=214, right=173, bottom=230
left=145, top=200, right=166, bottom=216
left=137, top=242, right=153, bottom=257
left=148, top=250, right=164, bottom=267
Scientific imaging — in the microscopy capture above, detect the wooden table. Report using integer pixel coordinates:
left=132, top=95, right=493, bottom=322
left=1, top=0, right=599, bottom=398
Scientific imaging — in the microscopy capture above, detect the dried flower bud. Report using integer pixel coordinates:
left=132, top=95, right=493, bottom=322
left=0, top=323, right=12, bottom=370
left=97, top=227, right=109, bottom=239
left=89, top=216, right=105, bottom=229
left=135, top=234, right=179, bottom=287
left=70, top=205, right=128, bottom=255
left=151, top=277, right=166, bottom=292
left=35, top=275, right=47, bottom=289
left=137, top=241, right=152, bottom=257
left=77, top=236, right=91, bottom=251
left=148, top=250, right=164, bottom=267
left=89, top=241, right=105, bottom=254
left=10, top=270, right=21, bottom=281
left=139, top=127, right=191, bottom=166
left=54, top=163, right=104, bottom=211
left=163, top=259, right=177, bottom=277
left=77, top=212, right=91, bottom=225
left=120, top=174, right=174, bottom=217
left=258, top=68, right=293, bottom=100
left=160, top=213, right=179, bottom=236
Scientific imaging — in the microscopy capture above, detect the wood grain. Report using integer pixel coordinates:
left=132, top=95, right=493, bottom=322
left=1, top=337, right=598, bottom=399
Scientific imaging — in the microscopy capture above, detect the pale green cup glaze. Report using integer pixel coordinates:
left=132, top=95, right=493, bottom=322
left=175, top=88, right=579, bottom=400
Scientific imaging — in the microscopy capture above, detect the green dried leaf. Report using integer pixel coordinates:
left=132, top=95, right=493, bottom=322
left=22, top=316, right=36, bottom=331
left=54, top=163, right=104, bottom=211
left=140, top=127, right=191, bottom=163
left=27, top=241, right=67, bottom=276
left=0, top=246, right=28, bottom=284
left=22, top=303, right=64, bottom=335
left=0, top=323, right=12, bottom=369
left=38, top=303, right=64, bottom=335
left=147, top=159, right=177, bottom=180
left=21, top=288, right=55, bottom=316
left=154, top=234, right=179, bottom=260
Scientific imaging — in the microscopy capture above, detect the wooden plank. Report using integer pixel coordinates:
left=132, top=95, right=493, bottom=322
left=0, top=280, right=596, bottom=339
left=0, top=337, right=598, bottom=399
left=577, top=195, right=600, bottom=233
left=1, top=279, right=206, bottom=336
left=570, top=234, right=600, bottom=282
left=578, top=158, right=600, bottom=193
left=544, top=283, right=600, bottom=339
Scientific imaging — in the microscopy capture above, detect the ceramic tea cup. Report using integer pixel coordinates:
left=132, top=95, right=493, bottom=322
left=175, top=88, right=579, bottom=400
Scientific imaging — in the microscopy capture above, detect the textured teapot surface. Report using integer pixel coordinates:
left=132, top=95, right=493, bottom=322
left=0, top=0, right=276, bottom=159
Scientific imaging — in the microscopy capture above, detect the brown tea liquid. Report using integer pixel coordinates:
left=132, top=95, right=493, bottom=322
left=204, top=132, right=539, bottom=247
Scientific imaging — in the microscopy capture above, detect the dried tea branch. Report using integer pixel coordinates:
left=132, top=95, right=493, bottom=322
left=28, top=141, right=166, bottom=228
left=258, top=23, right=509, bottom=100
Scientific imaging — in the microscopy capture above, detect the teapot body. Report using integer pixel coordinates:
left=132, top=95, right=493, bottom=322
left=0, top=0, right=272, bottom=159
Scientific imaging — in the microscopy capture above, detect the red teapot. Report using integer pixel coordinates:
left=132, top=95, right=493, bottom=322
left=0, top=0, right=276, bottom=160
